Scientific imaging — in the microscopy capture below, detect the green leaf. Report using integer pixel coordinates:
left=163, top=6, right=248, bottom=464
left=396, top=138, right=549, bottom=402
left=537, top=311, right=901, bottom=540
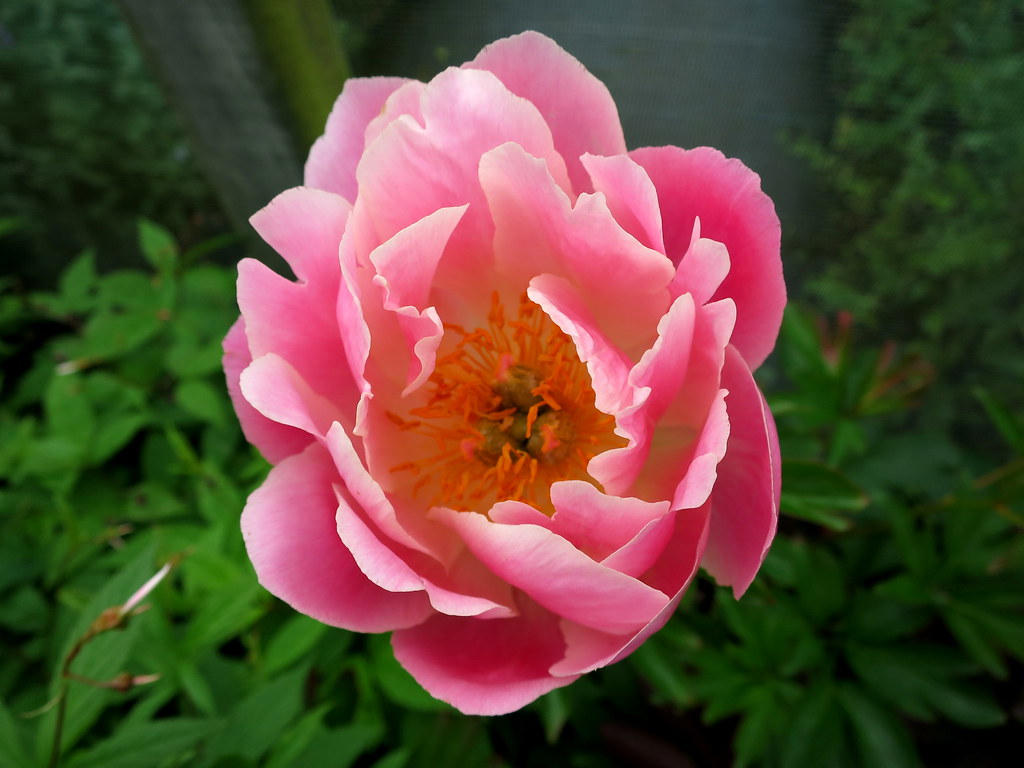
left=0, top=697, right=34, bottom=768
left=278, top=722, right=383, bottom=768
left=263, top=615, right=330, bottom=677
left=847, top=644, right=1005, bottom=728
left=733, top=688, right=782, bottom=768
left=781, top=460, right=868, bottom=530
left=839, top=685, right=919, bottom=768
left=973, top=387, right=1024, bottom=454
left=66, top=718, right=221, bottom=768
left=174, top=379, right=228, bottom=427
left=205, top=667, right=307, bottom=762
left=137, top=219, right=178, bottom=275
left=780, top=683, right=845, bottom=768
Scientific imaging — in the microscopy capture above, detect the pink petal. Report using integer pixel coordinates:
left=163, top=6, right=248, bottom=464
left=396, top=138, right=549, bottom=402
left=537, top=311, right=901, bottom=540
left=223, top=318, right=311, bottom=463
left=392, top=595, right=575, bottom=715
left=352, top=67, right=571, bottom=290
left=526, top=274, right=633, bottom=415
left=550, top=502, right=711, bottom=676
left=481, top=142, right=673, bottom=357
left=369, top=205, right=467, bottom=393
left=239, top=353, right=344, bottom=437
left=581, top=153, right=665, bottom=253
left=669, top=218, right=731, bottom=305
left=334, top=486, right=516, bottom=619
left=548, top=481, right=671, bottom=562
left=630, top=145, right=784, bottom=370
left=703, top=345, right=781, bottom=596
left=436, top=508, right=669, bottom=634
left=468, top=31, right=627, bottom=195
left=249, top=186, right=350, bottom=285
left=245, top=190, right=355, bottom=413
left=241, top=442, right=432, bottom=632
left=305, top=77, right=411, bottom=201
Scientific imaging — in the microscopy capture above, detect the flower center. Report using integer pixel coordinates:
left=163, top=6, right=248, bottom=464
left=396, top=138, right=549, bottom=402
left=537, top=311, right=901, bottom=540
left=388, top=293, right=623, bottom=514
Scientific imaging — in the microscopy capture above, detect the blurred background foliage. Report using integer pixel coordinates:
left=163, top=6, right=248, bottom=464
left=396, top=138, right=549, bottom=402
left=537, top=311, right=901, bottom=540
left=1, top=0, right=1022, bottom=766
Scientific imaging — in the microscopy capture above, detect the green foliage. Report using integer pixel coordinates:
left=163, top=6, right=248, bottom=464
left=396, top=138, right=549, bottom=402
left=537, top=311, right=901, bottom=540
left=794, top=0, right=1024, bottom=416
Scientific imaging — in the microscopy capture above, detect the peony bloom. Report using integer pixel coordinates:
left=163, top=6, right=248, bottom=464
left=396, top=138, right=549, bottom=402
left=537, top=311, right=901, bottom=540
left=224, top=31, right=783, bottom=715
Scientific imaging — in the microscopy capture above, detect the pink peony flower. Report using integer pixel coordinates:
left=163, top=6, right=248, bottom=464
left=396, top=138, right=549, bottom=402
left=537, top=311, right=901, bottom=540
left=224, top=31, right=783, bottom=715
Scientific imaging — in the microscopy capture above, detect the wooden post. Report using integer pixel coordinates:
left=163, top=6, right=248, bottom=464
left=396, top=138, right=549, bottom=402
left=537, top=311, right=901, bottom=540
left=118, top=0, right=349, bottom=236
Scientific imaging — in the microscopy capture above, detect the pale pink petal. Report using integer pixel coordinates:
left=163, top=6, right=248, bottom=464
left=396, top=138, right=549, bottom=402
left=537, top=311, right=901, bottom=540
left=237, top=258, right=359, bottom=431
left=548, top=481, right=671, bottom=562
left=669, top=219, right=732, bottom=305
left=550, top=502, right=711, bottom=676
left=223, top=318, right=311, bottom=463
left=596, top=296, right=736, bottom=504
left=703, top=345, right=781, bottom=595
left=527, top=274, right=633, bottom=414
left=630, top=145, right=784, bottom=369
left=241, top=442, right=432, bottom=632
left=335, top=486, right=515, bottom=618
left=392, top=595, right=575, bottom=715
left=481, top=143, right=673, bottom=356
left=239, top=353, right=344, bottom=438
left=249, top=186, right=350, bottom=285
left=369, top=205, right=467, bottom=393
left=323, top=423, right=442, bottom=558
left=305, top=77, right=411, bottom=201
left=436, top=507, right=669, bottom=634
left=469, top=31, right=627, bottom=195
left=353, top=67, right=571, bottom=290
left=581, top=153, right=665, bottom=253
left=599, top=514, right=677, bottom=579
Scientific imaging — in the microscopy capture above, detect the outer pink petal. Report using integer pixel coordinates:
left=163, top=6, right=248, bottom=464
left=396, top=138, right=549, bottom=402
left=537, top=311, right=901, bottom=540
left=391, top=595, right=576, bottom=715
left=550, top=502, right=711, bottom=676
left=481, top=143, right=673, bottom=356
left=468, top=31, right=627, bottom=195
left=334, top=487, right=515, bottom=619
left=239, top=353, right=344, bottom=438
left=250, top=186, right=350, bottom=286
left=630, top=145, right=784, bottom=369
left=241, top=442, right=432, bottom=632
left=305, top=77, right=411, bottom=201
left=581, top=153, right=665, bottom=254
left=241, top=190, right=361, bottom=430
left=436, top=507, right=669, bottom=634
left=703, top=345, right=781, bottom=596
left=223, top=318, right=311, bottom=463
